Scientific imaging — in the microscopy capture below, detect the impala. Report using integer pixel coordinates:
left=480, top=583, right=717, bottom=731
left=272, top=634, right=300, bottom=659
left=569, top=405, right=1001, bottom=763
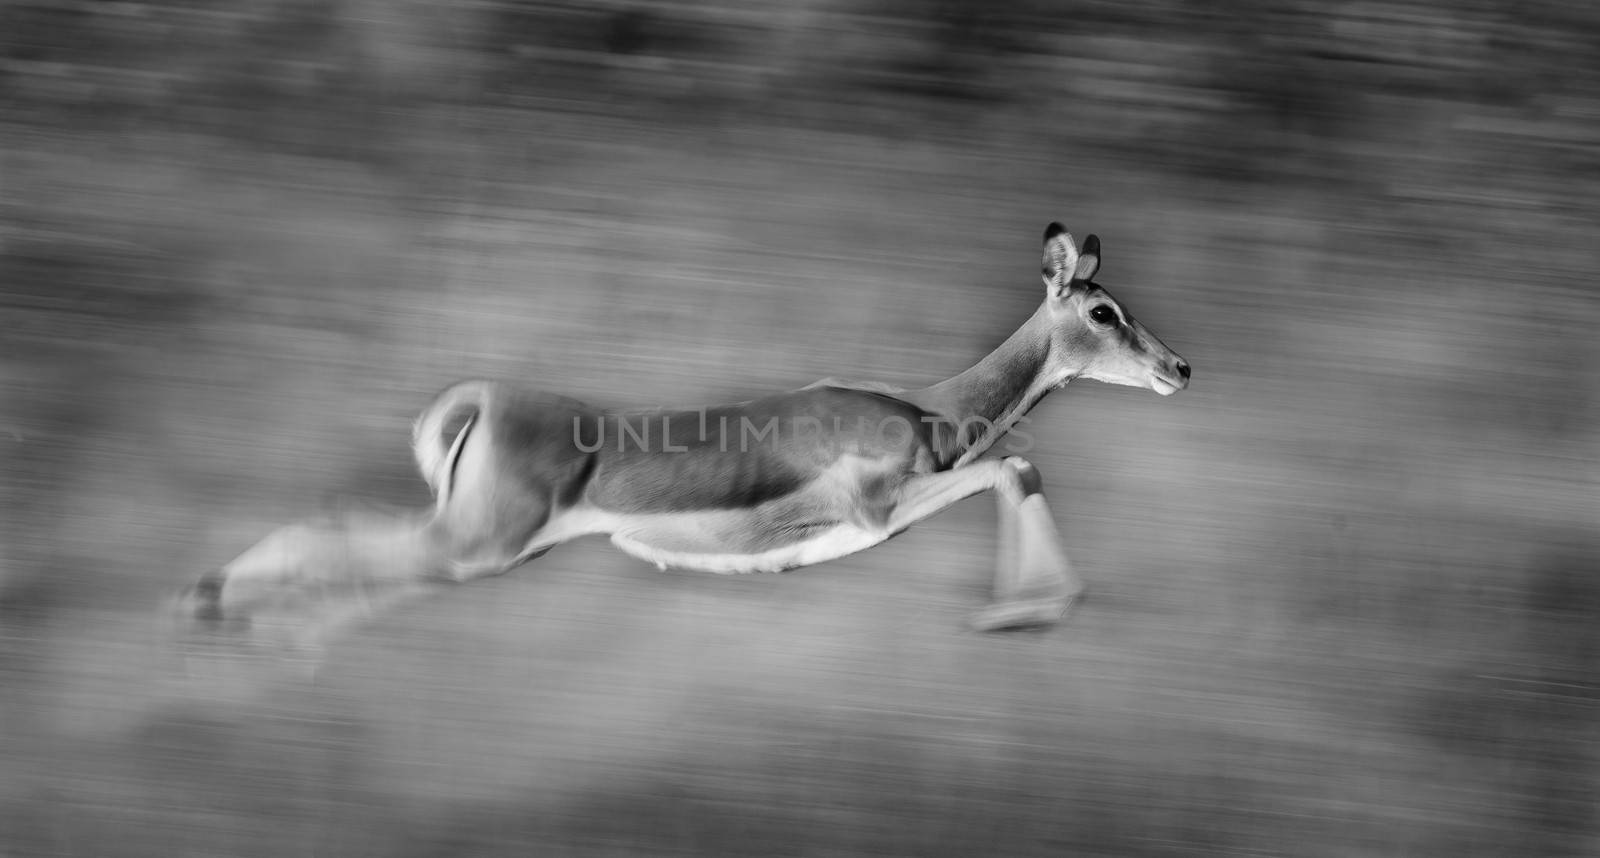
left=185, top=224, right=1189, bottom=646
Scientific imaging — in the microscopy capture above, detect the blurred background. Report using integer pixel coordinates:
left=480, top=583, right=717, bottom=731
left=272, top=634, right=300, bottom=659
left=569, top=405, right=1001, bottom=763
left=2, top=1, right=1598, bottom=855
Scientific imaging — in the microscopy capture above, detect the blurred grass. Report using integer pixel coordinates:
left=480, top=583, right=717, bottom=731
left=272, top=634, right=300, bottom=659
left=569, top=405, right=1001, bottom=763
left=3, top=1, right=1599, bottom=856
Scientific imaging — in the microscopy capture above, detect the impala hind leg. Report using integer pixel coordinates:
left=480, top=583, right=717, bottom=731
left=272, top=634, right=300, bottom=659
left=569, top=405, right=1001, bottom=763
left=887, top=457, right=1081, bottom=631
left=180, top=509, right=447, bottom=648
left=183, top=446, right=555, bottom=650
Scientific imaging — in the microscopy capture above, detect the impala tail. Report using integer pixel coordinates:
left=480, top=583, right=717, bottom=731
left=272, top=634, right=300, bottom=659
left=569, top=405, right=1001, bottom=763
left=175, top=381, right=502, bottom=655
left=177, top=505, right=442, bottom=651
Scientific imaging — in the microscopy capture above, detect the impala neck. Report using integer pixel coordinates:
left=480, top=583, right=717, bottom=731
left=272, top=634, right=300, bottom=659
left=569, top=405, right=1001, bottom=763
left=913, top=303, right=1065, bottom=468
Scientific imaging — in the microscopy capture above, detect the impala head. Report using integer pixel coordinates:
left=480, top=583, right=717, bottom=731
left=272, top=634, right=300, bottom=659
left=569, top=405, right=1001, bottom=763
left=1040, top=223, right=1190, bottom=396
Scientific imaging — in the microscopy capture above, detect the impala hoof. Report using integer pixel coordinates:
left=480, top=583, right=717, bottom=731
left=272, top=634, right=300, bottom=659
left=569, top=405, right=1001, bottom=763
left=184, top=570, right=227, bottom=622
left=970, top=594, right=1070, bottom=632
left=178, top=571, right=253, bottom=635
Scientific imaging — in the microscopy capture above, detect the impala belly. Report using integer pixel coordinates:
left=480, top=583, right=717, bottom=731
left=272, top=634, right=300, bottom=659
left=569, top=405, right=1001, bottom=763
left=550, top=452, right=906, bottom=574
left=581, top=388, right=941, bottom=515
left=516, top=504, right=886, bottom=574
left=609, top=513, right=886, bottom=574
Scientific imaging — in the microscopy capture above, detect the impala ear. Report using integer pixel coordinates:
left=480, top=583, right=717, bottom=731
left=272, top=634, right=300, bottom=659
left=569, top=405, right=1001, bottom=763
left=1075, top=234, right=1101, bottom=282
left=1042, top=223, right=1079, bottom=295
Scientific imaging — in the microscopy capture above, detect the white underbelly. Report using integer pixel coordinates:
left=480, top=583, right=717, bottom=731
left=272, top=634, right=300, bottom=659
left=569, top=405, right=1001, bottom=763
left=609, top=521, right=886, bottom=574
left=521, top=456, right=898, bottom=574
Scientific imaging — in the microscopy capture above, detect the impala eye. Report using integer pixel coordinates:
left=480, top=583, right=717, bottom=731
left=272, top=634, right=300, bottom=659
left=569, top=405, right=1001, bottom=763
left=1089, top=305, right=1116, bottom=325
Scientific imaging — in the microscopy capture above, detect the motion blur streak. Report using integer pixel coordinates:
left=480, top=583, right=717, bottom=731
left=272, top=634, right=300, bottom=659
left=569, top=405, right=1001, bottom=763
left=3, top=1, right=1597, bottom=856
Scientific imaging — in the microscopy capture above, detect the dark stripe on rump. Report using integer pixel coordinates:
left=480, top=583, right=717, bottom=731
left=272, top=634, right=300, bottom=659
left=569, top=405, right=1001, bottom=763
left=444, top=412, right=476, bottom=498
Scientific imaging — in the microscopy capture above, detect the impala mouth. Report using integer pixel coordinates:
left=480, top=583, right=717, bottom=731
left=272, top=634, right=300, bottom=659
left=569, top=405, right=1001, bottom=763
left=1150, top=376, right=1183, bottom=396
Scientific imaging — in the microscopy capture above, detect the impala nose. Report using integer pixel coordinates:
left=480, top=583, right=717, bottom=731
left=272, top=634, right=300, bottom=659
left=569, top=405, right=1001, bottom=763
left=1176, top=359, right=1191, bottom=382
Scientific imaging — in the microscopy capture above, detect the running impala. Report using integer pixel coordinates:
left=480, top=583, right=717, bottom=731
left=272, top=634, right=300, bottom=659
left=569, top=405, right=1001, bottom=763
left=185, top=224, right=1190, bottom=646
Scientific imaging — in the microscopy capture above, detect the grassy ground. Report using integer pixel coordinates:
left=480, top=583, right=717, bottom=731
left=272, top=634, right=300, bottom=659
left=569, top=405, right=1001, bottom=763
left=3, top=25, right=1599, bottom=855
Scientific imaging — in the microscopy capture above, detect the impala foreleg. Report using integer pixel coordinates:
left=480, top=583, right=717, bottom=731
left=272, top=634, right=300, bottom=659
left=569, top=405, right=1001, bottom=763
left=887, top=457, right=1080, bottom=631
